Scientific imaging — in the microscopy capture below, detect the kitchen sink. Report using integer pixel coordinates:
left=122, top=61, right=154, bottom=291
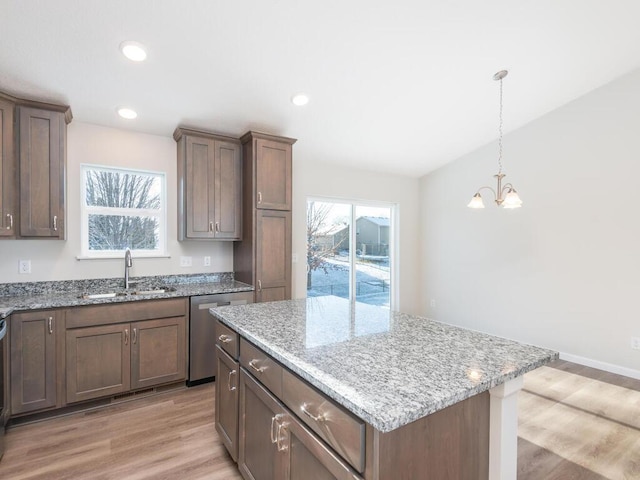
left=78, top=286, right=176, bottom=299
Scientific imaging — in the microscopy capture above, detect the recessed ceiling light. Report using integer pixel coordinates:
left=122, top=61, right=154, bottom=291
left=117, top=107, right=137, bottom=119
left=291, top=93, right=309, bottom=106
left=120, top=41, right=147, bottom=62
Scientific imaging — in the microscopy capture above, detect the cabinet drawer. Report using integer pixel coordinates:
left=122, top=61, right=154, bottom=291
left=66, top=298, right=187, bottom=328
left=239, top=338, right=282, bottom=398
left=215, top=320, right=239, bottom=359
left=282, top=369, right=365, bottom=473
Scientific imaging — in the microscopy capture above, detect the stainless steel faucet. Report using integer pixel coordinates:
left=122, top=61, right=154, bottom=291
left=124, top=248, right=133, bottom=289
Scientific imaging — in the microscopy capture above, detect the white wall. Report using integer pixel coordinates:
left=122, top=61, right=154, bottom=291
left=0, top=122, right=233, bottom=282
left=292, top=159, right=421, bottom=314
left=420, top=68, right=640, bottom=376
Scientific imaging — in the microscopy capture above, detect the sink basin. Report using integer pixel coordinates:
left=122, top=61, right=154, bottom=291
left=131, top=286, right=177, bottom=295
left=79, top=292, right=127, bottom=299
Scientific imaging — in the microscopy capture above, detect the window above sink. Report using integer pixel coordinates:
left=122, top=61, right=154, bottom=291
left=79, top=165, right=168, bottom=259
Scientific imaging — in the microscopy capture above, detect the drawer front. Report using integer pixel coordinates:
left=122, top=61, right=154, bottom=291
left=66, top=298, right=187, bottom=328
left=239, top=338, right=283, bottom=398
left=282, top=369, right=365, bottom=473
left=215, top=320, right=239, bottom=359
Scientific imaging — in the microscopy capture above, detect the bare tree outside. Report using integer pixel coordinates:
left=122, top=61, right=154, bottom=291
left=85, top=169, right=161, bottom=251
left=306, top=201, right=347, bottom=288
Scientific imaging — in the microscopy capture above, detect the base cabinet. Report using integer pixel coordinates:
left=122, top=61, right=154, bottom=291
left=65, top=299, right=188, bottom=404
left=10, top=310, right=59, bottom=415
left=215, top=346, right=239, bottom=461
left=238, top=369, right=360, bottom=480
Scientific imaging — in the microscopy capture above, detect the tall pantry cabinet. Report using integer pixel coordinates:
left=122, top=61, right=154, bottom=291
left=234, top=132, right=296, bottom=303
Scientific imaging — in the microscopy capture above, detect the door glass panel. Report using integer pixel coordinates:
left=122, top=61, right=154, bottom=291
left=355, top=206, right=391, bottom=308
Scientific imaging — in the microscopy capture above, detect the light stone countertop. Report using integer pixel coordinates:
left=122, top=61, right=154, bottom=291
left=0, top=273, right=253, bottom=318
left=211, top=295, right=558, bottom=433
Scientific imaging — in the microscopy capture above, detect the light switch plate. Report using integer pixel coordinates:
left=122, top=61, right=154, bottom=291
left=204, top=256, right=211, bottom=266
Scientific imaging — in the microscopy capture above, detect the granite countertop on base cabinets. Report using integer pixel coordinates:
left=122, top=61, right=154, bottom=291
left=0, top=273, right=253, bottom=318
left=211, top=295, right=558, bottom=433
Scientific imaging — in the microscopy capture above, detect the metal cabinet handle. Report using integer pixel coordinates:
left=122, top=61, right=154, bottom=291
left=301, top=403, right=325, bottom=423
left=248, top=359, right=266, bottom=374
left=53, top=215, right=58, bottom=231
left=228, top=370, right=237, bottom=392
left=6, top=213, right=12, bottom=230
left=215, top=222, right=220, bottom=232
left=209, top=221, right=214, bottom=233
left=48, top=316, right=53, bottom=335
left=124, top=328, right=129, bottom=345
left=132, top=327, right=137, bottom=344
left=257, top=191, right=262, bottom=204
left=276, top=421, right=289, bottom=452
left=257, top=280, right=262, bottom=292
left=270, top=416, right=278, bottom=444
left=218, top=334, right=232, bottom=344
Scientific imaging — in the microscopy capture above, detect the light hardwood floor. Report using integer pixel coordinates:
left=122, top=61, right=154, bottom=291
left=0, top=360, right=638, bottom=479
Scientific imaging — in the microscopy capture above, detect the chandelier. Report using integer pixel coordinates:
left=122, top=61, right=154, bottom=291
left=468, top=70, right=522, bottom=209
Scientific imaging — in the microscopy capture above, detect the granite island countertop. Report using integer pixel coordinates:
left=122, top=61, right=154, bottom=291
left=0, top=273, right=253, bottom=318
left=211, top=295, right=558, bottom=433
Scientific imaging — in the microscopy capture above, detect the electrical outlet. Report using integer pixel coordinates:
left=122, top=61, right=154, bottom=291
left=19, top=259, right=31, bottom=274
left=631, top=337, right=640, bottom=350
left=430, top=299, right=436, bottom=308
left=203, top=256, right=211, bottom=266
left=180, top=256, right=192, bottom=267
left=292, top=253, right=298, bottom=263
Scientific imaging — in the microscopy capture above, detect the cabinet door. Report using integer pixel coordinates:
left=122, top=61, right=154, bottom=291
left=131, top=316, right=186, bottom=390
left=239, top=369, right=286, bottom=480
left=10, top=311, right=58, bottom=414
left=284, top=413, right=362, bottom=480
left=255, top=138, right=291, bottom=211
left=216, top=346, right=239, bottom=461
left=214, top=140, right=242, bottom=240
left=66, top=324, right=130, bottom=403
left=18, top=107, right=65, bottom=238
left=0, top=98, right=16, bottom=238
left=256, top=210, right=291, bottom=302
left=184, top=135, right=216, bottom=238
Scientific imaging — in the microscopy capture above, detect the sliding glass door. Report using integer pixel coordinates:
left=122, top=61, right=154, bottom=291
left=306, top=199, right=394, bottom=309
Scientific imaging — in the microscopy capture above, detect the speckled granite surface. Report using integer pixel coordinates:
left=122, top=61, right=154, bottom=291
left=211, top=296, right=558, bottom=433
left=0, top=273, right=253, bottom=318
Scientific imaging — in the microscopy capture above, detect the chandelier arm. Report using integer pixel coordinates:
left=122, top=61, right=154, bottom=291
left=500, top=182, right=515, bottom=196
left=476, top=185, right=498, bottom=201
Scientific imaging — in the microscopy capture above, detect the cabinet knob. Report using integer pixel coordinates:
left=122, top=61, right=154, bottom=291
left=6, top=213, right=12, bottom=230
left=218, top=334, right=232, bottom=344
left=257, top=192, right=262, bottom=204
left=301, top=403, right=326, bottom=423
left=53, top=215, right=58, bottom=231
left=248, top=359, right=266, bottom=374
left=132, top=327, right=137, bottom=344
left=124, top=328, right=129, bottom=345
left=257, top=280, right=262, bottom=292
left=48, top=316, right=54, bottom=335
left=215, top=222, right=220, bottom=232
left=209, top=221, right=214, bottom=233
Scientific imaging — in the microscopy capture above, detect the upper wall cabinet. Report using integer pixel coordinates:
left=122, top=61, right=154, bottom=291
left=0, top=91, right=72, bottom=240
left=0, top=95, right=16, bottom=238
left=174, top=127, right=242, bottom=241
left=245, top=133, right=293, bottom=211
left=18, top=106, right=70, bottom=239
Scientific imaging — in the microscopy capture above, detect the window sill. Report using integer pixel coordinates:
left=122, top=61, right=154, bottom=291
left=76, top=253, right=171, bottom=260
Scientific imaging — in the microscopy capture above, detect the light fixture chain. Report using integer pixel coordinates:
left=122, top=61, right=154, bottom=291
left=498, top=76, right=503, bottom=175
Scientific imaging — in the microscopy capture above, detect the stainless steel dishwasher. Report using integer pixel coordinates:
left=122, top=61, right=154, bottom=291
left=188, top=291, right=253, bottom=386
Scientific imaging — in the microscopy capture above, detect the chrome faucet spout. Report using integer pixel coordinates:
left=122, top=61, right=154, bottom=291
left=124, top=248, right=133, bottom=289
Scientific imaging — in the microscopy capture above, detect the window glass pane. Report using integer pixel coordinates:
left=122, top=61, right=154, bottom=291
left=306, top=201, right=351, bottom=299
left=355, top=206, right=391, bottom=308
left=85, top=169, right=161, bottom=210
left=88, top=214, right=160, bottom=251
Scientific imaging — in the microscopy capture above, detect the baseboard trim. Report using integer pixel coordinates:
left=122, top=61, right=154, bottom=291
left=559, top=352, right=640, bottom=380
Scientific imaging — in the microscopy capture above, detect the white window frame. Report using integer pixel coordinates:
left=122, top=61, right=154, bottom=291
left=306, top=196, right=398, bottom=310
left=79, top=164, right=168, bottom=259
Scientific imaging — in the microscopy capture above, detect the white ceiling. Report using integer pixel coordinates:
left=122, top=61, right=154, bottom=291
left=2, top=0, right=640, bottom=177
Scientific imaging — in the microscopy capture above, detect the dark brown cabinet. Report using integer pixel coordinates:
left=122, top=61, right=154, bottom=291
left=235, top=132, right=296, bottom=303
left=18, top=106, right=68, bottom=239
left=215, top=345, right=239, bottom=461
left=10, top=310, right=60, bottom=415
left=0, top=96, right=16, bottom=238
left=239, top=369, right=359, bottom=480
left=175, top=127, right=242, bottom=241
left=65, top=299, right=188, bottom=404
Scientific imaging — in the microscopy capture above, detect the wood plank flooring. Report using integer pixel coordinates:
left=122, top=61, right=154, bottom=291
left=0, top=360, right=638, bottom=479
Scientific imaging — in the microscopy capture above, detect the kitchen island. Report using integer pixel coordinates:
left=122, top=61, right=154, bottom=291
left=211, top=296, right=557, bottom=480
